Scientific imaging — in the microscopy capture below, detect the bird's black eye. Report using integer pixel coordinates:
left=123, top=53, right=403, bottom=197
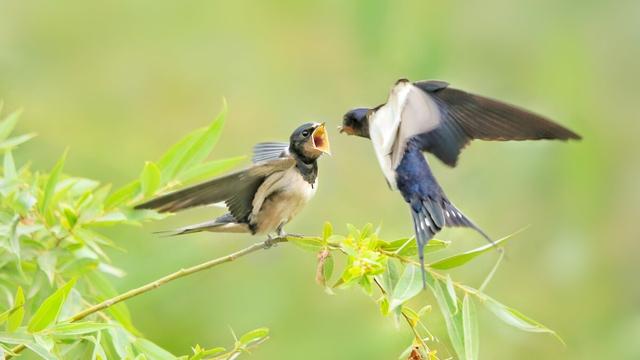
left=301, top=130, right=310, bottom=137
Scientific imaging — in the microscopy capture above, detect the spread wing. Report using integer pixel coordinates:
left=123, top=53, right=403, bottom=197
left=368, top=79, right=581, bottom=186
left=409, top=80, right=582, bottom=166
left=134, top=157, right=296, bottom=222
left=252, top=142, right=290, bottom=163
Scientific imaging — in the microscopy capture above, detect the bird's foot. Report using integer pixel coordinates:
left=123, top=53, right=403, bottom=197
left=264, top=234, right=279, bottom=249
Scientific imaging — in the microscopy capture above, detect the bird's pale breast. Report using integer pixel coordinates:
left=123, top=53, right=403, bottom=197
left=249, top=167, right=317, bottom=234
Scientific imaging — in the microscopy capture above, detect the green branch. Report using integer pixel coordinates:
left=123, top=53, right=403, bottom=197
left=6, top=236, right=289, bottom=359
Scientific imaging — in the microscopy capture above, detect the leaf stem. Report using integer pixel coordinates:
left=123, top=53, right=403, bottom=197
left=5, top=236, right=289, bottom=359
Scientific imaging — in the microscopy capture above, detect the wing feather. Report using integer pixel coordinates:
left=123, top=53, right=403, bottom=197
left=412, top=80, right=581, bottom=166
left=134, top=157, right=296, bottom=220
left=252, top=142, right=289, bottom=163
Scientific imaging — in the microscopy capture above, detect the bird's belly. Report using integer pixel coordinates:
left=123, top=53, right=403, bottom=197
left=251, top=170, right=317, bottom=234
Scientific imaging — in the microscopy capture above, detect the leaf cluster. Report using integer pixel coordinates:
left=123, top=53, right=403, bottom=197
left=0, top=104, right=261, bottom=359
left=289, top=223, right=561, bottom=359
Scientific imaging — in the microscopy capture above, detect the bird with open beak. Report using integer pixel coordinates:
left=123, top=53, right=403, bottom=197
left=340, top=79, right=581, bottom=287
left=136, top=122, right=331, bottom=238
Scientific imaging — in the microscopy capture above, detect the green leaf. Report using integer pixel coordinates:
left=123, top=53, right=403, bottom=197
left=176, top=156, right=246, bottom=185
left=105, top=181, right=140, bottom=209
left=4, top=150, right=16, bottom=180
left=0, top=133, right=37, bottom=151
left=89, top=332, right=107, bottom=360
left=7, top=287, right=24, bottom=332
left=28, top=278, right=76, bottom=333
left=316, top=249, right=334, bottom=294
left=62, top=205, right=78, bottom=229
left=0, top=309, right=12, bottom=326
left=39, top=149, right=68, bottom=215
left=378, top=297, right=390, bottom=316
left=381, top=238, right=448, bottom=257
left=462, top=295, right=479, bottom=360
left=0, top=109, right=21, bottom=141
left=360, top=223, right=373, bottom=239
left=133, top=338, right=177, bottom=360
left=50, top=322, right=112, bottom=336
left=157, top=128, right=206, bottom=180
left=86, top=211, right=128, bottom=226
left=379, top=258, right=401, bottom=294
left=389, top=264, right=423, bottom=311
left=140, top=161, right=161, bottom=198
left=346, top=223, right=360, bottom=239
left=358, top=275, right=373, bottom=296
left=287, top=236, right=324, bottom=252
left=25, top=342, right=58, bottom=360
left=323, top=253, right=334, bottom=286
left=59, top=258, right=99, bottom=278
left=445, top=275, right=458, bottom=314
left=37, top=252, right=57, bottom=285
left=106, top=326, right=133, bottom=359
left=483, top=296, right=563, bottom=344
left=428, top=278, right=465, bottom=359
left=430, top=232, right=517, bottom=270
left=8, top=215, right=20, bottom=260
left=34, top=333, right=54, bottom=352
left=201, top=347, right=226, bottom=356
left=171, top=100, right=227, bottom=177
left=239, top=327, right=269, bottom=345
left=322, top=222, right=333, bottom=241
left=0, top=330, right=33, bottom=344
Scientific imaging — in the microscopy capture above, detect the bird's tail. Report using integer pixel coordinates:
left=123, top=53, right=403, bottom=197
left=410, top=198, right=493, bottom=289
left=410, top=198, right=445, bottom=289
left=163, top=213, right=249, bottom=236
left=443, top=201, right=494, bottom=246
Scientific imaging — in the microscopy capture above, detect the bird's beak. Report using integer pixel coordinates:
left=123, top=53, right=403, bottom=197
left=312, top=123, right=331, bottom=155
left=338, top=125, right=356, bottom=136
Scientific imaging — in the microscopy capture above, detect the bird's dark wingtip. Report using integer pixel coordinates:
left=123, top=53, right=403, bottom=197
left=133, top=199, right=172, bottom=213
left=152, top=230, right=182, bottom=237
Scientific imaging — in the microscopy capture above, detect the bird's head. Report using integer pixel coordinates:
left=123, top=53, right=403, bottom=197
left=289, top=122, right=331, bottom=161
left=339, top=108, right=370, bottom=139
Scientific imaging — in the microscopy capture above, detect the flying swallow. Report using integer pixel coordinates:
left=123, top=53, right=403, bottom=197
left=340, top=79, right=580, bottom=286
left=136, top=122, right=331, bottom=238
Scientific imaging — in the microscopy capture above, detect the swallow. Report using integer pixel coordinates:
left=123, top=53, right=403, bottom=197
left=340, top=79, right=581, bottom=285
left=135, top=122, right=331, bottom=238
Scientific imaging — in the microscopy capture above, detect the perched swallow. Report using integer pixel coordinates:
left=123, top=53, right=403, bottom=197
left=340, top=79, right=580, bottom=285
left=136, top=122, right=331, bottom=238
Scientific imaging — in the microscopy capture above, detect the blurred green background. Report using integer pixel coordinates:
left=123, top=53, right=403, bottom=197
left=1, top=0, right=638, bottom=358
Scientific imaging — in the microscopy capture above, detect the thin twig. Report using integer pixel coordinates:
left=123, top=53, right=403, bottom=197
left=6, top=236, right=289, bottom=359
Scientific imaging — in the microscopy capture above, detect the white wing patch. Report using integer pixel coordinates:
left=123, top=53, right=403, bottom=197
left=369, top=82, right=442, bottom=190
left=369, top=82, right=412, bottom=189
left=390, top=85, right=441, bottom=169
